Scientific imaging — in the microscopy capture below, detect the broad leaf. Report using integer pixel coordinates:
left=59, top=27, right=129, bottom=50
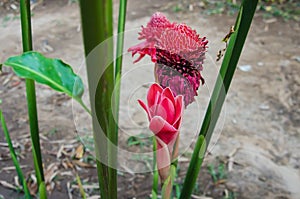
left=4, top=51, right=84, bottom=99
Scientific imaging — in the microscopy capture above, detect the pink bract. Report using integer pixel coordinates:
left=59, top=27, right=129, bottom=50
left=129, top=12, right=208, bottom=106
left=138, top=83, right=184, bottom=181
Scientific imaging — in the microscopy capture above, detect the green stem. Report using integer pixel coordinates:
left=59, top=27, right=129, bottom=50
left=38, top=182, right=47, bottom=199
left=0, top=111, right=32, bottom=199
left=77, top=99, right=92, bottom=115
left=161, top=164, right=176, bottom=199
left=20, top=0, right=44, bottom=186
left=180, top=0, right=258, bottom=198
left=76, top=174, right=87, bottom=199
left=79, top=1, right=116, bottom=198
left=114, top=0, right=127, bottom=160
left=115, top=0, right=127, bottom=79
left=152, top=137, right=158, bottom=199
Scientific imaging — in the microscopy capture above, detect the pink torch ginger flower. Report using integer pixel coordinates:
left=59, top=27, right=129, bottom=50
left=138, top=83, right=184, bottom=182
left=129, top=12, right=208, bottom=106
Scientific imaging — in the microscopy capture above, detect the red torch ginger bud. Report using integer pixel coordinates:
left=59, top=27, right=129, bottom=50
left=138, top=83, right=183, bottom=181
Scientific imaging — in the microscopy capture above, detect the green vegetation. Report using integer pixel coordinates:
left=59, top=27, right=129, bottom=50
left=207, top=163, right=227, bottom=183
left=174, top=0, right=299, bottom=21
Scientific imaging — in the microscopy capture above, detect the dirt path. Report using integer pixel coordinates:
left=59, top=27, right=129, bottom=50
left=0, top=1, right=299, bottom=198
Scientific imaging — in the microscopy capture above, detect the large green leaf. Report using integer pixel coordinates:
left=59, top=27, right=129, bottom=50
left=4, top=51, right=84, bottom=99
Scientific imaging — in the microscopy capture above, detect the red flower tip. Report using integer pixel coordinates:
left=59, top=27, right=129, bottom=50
left=138, top=83, right=183, bottom=145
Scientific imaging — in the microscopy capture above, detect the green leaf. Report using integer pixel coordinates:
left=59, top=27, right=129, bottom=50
left=179, top=135, right=206, bottom=199
left=151, top=190, right=157, bottom=199
left=161, top=164, right=176, bottom=199
left=207, top=164, right=218, bottom=183
left=4, top=51, right=84, bottom=99
left=180, top=0, right=258, bottom=198
left=76, top=174, right=87, bottom=199
left=22, top=179, right=32, bottom=199
left=161, top=175, right=171, bottom=198
left=4, top=51, right=90, bottom=114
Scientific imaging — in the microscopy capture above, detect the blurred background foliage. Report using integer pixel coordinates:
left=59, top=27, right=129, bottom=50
left=173, top=0, right=299, bottom=21
left=0, top=0, right=299, bottom=21
left=202, top=0, right=300, bottom=21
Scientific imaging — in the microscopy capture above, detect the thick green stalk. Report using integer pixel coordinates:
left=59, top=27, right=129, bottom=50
left=180, top=0, right=258, bottom=198
left=79, top=1, right=116, bottom=198
left=20, top=0, right=44, bottom=186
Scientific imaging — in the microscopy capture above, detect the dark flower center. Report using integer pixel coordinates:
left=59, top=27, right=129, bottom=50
left=156, top=49, right=204, bottom=87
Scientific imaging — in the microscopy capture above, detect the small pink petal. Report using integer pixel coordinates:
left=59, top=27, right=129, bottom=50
left=128, top=41, right=157, bottom=64
left=161, top=87, right=175, bottom=105
left=128, top=40, right=148, bottom=53
left=149, top=116, right=178, bottom=145
left=137, top=99, right=152, bottom=120
left=156, top=130, right=179, bottom=145
left=158, top=97, right=175, bottom=124
left=149, top=116, right=177, bottom=135
left=147, top=83, right=163, bottom=108
left=172, top=95, right=184, bottom=125
left=172, top=116, right=182, bottom=130
left=151, top=104, right=166, bottom=121
left=166, top=133, right=179, bottom=154
left=133, top=54, right=146, bottom=63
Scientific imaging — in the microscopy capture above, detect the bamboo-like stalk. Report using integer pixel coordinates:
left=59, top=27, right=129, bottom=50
left=180, top=0, right=258, bottom=198
left=79, top=1, right=116, bottom=198
left=20, top=0, right=44, bottom=186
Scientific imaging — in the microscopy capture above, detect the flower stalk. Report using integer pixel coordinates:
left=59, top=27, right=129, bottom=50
left=114, top=0, right=127, bottom=131
left=114, top=1, right=128, bottom=193
left=152, top=136, right=159, bottom=199
left=20, top=0, right=45, bottom=188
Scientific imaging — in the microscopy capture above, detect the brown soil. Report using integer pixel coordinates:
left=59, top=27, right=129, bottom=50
left=0, top=0, right=300, bottom=199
